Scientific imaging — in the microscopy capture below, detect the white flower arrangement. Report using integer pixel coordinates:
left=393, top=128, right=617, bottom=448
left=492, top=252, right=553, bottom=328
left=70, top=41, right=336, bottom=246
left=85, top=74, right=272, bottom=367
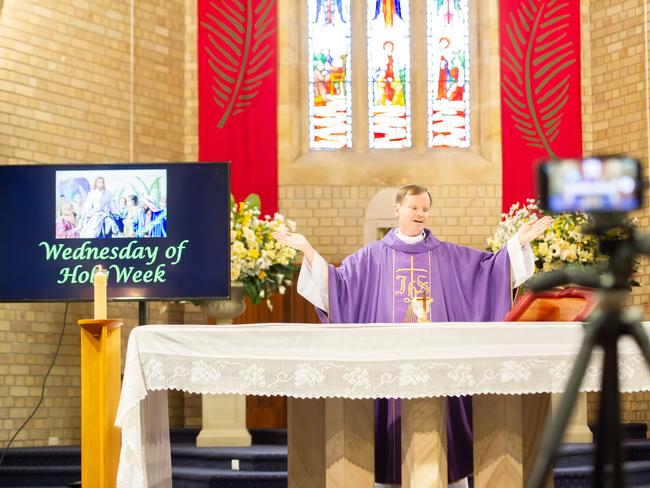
left=487, top=199, right=601, bottom=274
left=230, top=194, right=298, bottom=306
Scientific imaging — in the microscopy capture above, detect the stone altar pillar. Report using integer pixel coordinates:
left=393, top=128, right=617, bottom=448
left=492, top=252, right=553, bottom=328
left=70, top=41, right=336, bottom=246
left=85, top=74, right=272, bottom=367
left=196, top=282, right=252, bottom=447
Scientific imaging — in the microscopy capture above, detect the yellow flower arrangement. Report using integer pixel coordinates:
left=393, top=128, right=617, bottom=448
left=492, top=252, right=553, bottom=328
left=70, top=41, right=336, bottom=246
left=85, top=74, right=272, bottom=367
left=230, top=194, right=298, bottom=307
left=487, top=199, right=602, bottom=274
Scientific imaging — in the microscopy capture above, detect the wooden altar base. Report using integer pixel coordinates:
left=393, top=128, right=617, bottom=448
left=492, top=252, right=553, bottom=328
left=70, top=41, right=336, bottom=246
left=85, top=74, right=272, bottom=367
left=288, top=393, right=552, bottom=488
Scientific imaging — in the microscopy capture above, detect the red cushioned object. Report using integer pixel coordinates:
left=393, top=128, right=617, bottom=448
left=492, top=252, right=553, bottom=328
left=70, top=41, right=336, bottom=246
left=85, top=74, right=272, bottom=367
left=505, top=287, right=597, bottom=323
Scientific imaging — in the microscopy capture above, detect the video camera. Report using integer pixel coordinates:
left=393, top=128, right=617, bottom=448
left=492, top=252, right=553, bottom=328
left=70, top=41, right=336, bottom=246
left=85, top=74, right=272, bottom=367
left=537, top=155, right=644, bottom=215
left=534, top=155, right=647, bottom=289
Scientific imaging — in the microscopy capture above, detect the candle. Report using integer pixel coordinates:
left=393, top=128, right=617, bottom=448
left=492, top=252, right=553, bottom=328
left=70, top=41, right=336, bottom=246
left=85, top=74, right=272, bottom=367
left=93, top=266, right=107, bottom=319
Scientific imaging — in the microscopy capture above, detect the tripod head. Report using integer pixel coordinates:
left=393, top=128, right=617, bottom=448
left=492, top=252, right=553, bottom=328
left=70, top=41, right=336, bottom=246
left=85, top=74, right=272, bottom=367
left=529, top=214, right=650, bottom=296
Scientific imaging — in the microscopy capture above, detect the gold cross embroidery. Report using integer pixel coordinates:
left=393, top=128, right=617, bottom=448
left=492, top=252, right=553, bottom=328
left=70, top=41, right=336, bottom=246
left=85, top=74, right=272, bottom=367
left=395, top=256, right=427, bottom=298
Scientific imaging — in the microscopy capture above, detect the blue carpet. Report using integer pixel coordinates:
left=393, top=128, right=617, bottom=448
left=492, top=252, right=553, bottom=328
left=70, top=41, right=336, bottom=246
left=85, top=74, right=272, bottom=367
left=552, top=425, right=650, bottom=487
left=0, top=465, right=80, bottom=487
left=0, top=446, right=80, bottom=466
left=554, top=460, right=650, bottom=487
left=557, top=440, right=650, bottom=468
left=171, top=444, right=287, bottom=471
left=3, top=425, right=650, bottom=487
left=172, top=467, right=286, bottom=488
left=589, top=421, right=648, bottom=442
left=0, top=435, right=290, bottom=488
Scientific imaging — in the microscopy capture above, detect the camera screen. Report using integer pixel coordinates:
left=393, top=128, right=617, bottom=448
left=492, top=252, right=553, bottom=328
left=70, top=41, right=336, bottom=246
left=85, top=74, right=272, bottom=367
left=539, top=156, right=642, bottom=213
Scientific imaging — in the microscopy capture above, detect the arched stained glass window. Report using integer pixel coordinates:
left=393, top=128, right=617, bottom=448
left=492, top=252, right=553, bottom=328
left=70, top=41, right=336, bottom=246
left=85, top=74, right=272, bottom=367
left=305, top=0, right=471, bottom=152
left=367, top=0, right=412, bottom=149
left=427, top=0, right=470, bottom=147
left=307, top=0, right=352, bottom=150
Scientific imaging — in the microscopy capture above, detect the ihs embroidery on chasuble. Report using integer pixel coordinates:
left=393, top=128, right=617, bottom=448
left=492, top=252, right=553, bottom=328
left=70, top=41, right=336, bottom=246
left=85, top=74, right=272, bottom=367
left=393, top=252, right=432, bottom=323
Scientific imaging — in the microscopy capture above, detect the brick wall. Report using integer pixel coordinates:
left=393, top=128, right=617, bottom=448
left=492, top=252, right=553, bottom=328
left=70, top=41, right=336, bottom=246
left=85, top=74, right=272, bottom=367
left=583, top=0, right=649, bottom=314
left=279, top=184, right=503, bottom=263
left=0, top=0, right=187, bottom=447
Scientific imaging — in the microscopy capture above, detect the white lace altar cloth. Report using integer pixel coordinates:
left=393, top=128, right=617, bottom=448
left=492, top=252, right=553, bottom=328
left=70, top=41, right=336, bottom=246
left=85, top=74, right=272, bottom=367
left=115, top=322, right=650, bottom=488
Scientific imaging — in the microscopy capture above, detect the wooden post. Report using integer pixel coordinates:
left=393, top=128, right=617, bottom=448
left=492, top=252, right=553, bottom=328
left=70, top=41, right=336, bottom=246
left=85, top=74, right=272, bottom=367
left=325, top=398, right=375, bottom=488
left=78, top=318, right=123, bottom=488
left=288, top=398, right=326, bottom=488
left=402, top=397, right=447, bottom=488
left=473, top=393, right=552, bottom=488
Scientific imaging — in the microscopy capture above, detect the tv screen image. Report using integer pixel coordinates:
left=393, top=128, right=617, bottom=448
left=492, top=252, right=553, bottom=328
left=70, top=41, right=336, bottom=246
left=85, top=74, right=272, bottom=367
left=55, top=168, right=168, bottom=239
left=1, top=162, right=230, bottom=302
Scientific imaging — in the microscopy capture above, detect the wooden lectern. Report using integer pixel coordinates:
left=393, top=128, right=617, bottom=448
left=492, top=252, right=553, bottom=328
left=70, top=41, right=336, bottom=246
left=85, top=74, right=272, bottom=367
left=78, top=267, right=122, bottom=488
left=78, top=319, right=122, bottom=488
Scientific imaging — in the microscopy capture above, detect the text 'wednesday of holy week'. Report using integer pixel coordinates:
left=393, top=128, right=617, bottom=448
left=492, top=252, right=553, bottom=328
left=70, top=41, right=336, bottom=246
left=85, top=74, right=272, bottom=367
left=38, top=239, right=190, bottom=284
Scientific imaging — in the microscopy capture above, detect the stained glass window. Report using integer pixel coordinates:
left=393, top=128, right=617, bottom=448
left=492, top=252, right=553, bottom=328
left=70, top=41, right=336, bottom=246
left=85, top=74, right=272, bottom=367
left=308, top=0, right=352, bottom=150
left=367, top=0, right=412, bottom=149
left=427, top=0, right=470, bottom=147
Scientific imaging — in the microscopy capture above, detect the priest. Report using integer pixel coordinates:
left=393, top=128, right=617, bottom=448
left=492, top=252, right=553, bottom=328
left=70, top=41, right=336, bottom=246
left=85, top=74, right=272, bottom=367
left=273, top=184, right=552, bottom=487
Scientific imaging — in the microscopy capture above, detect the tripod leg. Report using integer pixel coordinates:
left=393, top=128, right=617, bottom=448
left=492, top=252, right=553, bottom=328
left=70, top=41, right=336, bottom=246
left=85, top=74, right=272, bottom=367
left=593, top=340, right=625, bottom=488
left=527, top=323, right=600, bottom=488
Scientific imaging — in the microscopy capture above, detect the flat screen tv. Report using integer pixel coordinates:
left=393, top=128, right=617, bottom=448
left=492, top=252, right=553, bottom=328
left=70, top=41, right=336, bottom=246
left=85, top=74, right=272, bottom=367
left=0, top=162, right=230, bottom=302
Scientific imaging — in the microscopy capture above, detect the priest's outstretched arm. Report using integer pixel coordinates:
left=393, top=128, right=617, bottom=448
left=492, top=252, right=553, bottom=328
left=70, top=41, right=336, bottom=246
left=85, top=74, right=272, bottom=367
left=274, top=215, right=552, bottom=314
left=273, top=231, right=328, bottom=312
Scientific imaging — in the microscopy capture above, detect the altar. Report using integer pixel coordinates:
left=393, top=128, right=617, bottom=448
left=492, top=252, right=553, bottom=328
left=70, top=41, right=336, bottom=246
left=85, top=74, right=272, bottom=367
left=115, top=322, right=650, bottom=487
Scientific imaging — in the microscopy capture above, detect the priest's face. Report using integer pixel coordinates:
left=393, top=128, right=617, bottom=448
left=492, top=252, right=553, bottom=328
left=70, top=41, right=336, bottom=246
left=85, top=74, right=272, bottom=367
left=394, top=192, right=431, bottom=236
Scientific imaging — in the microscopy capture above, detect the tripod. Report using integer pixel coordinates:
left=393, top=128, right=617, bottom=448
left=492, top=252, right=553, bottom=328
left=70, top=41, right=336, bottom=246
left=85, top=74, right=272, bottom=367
left=527, top=222, right=650, bottom=488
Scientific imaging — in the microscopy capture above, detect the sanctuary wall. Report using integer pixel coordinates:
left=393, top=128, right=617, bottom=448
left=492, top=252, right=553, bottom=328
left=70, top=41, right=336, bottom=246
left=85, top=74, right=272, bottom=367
left=0, top=0, right=649, bottom=448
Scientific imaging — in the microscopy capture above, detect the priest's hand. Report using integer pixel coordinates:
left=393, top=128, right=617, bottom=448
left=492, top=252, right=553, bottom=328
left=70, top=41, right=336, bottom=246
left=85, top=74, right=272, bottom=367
left=517, top=215, right=553, bottom=246
left=272, top=231, right=316, bottom=265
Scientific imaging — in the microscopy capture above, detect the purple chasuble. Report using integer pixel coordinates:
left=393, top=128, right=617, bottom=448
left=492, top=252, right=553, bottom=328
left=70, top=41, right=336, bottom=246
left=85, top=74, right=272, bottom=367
left=316, top=229, right=512, bottom=484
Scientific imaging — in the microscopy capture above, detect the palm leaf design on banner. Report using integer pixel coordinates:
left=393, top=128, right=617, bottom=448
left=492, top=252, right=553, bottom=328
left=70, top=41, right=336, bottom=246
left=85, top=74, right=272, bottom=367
left=201, top=0, right=276, bottom=128
left=501, top=0, right=576, bottom=157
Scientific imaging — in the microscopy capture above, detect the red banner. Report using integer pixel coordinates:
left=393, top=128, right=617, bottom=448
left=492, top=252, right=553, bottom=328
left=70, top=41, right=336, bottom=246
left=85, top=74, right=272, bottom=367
left=500, top=0, right=583, bottom=212
left=198, top=0, right=278, bottom=213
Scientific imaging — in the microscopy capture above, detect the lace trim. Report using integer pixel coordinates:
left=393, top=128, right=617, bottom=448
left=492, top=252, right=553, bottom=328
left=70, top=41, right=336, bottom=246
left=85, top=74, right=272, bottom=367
left=135, top=352, right=650, bottom=399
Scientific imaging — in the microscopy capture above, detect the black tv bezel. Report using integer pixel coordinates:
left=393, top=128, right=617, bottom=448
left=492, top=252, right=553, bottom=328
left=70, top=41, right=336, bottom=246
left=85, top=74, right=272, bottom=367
left=0, top=161, right=232, bottom=303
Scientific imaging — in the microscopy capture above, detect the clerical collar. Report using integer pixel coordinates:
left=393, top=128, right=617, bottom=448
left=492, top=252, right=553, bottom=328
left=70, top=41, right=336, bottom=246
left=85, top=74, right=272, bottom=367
left=394, top=228, right=425, bottom=244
